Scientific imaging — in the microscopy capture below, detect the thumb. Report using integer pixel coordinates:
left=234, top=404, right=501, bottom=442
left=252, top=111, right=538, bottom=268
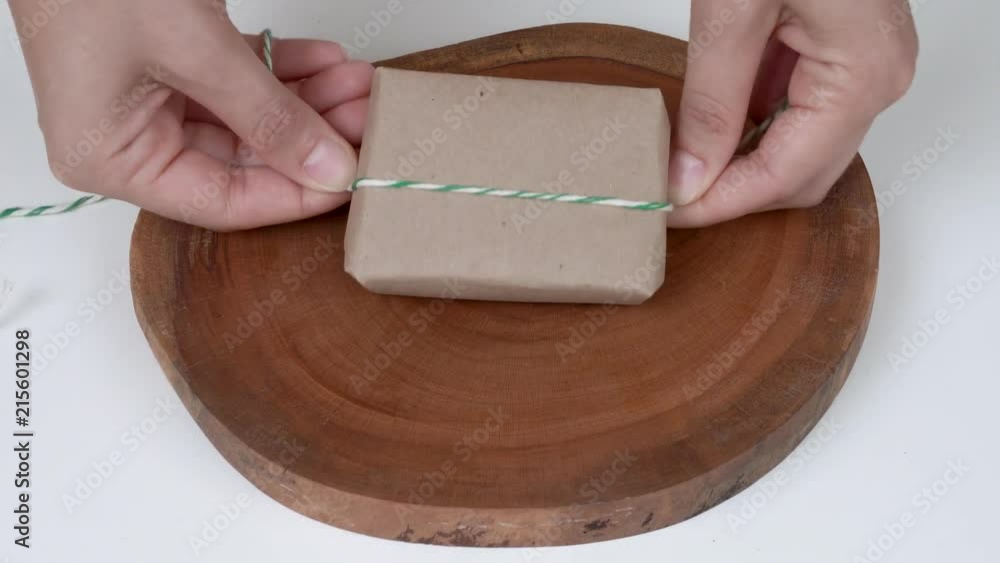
left=170, top=29, right=357, bottom=192
left=670, top=1, right=775, bottom=205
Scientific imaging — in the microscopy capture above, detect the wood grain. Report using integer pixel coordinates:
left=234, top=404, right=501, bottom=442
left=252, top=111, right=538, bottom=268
left=130, top=23, right=879, bottom=547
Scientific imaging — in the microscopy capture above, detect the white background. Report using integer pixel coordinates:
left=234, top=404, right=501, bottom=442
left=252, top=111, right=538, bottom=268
left=1, top=1, right=998, bottom=562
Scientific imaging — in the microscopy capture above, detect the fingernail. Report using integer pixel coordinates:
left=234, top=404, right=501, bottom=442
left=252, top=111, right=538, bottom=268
left=303, top=138, right=355, bottom=192
left=668, top=150, right=707, bottom=206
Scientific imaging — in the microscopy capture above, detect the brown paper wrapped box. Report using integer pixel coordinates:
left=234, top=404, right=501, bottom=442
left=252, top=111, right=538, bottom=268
left=344, top=68, right=670, bottom=305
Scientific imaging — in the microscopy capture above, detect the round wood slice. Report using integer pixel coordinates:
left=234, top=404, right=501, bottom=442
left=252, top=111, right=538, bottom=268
left=130, top=23, right=878, bottom=547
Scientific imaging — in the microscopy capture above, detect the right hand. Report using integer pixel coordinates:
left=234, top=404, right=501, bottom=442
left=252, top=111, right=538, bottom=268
left=10, top=0, right=373, bottom=230
left=667, top=0, right=917, bottom=227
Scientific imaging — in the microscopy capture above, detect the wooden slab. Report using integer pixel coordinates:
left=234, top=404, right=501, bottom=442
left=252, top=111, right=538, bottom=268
left=130, top=23, right=878, bottom=547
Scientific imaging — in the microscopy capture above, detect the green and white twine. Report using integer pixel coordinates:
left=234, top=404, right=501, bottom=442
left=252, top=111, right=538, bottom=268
left=262, top=27, right=274, bottom=72
left=738, top=97, right=790, bottom=151
left=2, top=26, right=788, bottom=220
left=351, top=179, right=674, bottom=211
left=0, top=195, right=107, bottom=220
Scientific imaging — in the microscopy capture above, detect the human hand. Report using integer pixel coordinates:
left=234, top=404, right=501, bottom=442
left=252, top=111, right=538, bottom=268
left=10, top=0, right=373, bottom=231
left=667, top=0, right=918, bottom=227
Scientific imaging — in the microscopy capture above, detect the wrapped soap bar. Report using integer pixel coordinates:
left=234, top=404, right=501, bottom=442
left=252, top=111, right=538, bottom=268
left=344, top=68, right=670, bottom=305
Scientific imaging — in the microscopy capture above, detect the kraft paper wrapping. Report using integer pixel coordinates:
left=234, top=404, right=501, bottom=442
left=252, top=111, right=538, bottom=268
left=344, top=68, right=670, bottom=304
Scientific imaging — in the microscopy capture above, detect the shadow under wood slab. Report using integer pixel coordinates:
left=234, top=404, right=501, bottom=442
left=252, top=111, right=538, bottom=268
left=130, top=24, right=879, bottom=547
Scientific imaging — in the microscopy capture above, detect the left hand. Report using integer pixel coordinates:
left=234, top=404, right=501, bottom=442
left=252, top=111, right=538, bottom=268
left=12, top=0, right=373, bottom=231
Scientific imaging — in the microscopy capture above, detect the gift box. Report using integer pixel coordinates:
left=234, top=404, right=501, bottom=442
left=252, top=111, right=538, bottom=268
left=344, top=68, right=670, bottom=305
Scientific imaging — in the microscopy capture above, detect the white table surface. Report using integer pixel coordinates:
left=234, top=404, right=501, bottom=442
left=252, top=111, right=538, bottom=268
left=1, top=1, right=997, bottom=562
